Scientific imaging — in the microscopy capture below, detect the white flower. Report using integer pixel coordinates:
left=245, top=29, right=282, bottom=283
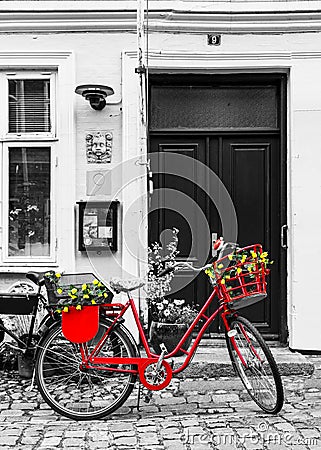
left=174, top=299, right=185, bottom=306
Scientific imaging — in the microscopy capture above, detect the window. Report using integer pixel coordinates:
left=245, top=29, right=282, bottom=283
left=4, top=72, right=55, bottom=137
left=9, top=79, right=51, bottom=133
left=8, top=147, right=51, bottom=257
left=1, top=70, right=56, bottom=263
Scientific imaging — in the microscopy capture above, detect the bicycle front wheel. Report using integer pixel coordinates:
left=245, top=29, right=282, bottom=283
left=35, top=319, right=137, bottom=420
left=225, top=315, right=284, bottom=414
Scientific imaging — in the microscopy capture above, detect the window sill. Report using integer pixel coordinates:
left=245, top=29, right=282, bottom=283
left=0, top=264, right=59, bottom=273
left=2, top=136, right=58, bottom=142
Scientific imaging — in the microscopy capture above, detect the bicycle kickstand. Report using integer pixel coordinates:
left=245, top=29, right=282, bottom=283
left=26, top=368, right=36, bottom=392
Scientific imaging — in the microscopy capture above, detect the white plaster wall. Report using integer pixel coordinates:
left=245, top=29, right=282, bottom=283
left=0, top=26, right=321, bottom=348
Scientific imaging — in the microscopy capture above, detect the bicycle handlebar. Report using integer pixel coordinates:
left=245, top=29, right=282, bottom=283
left=157, top=261, right=212, bottom=277
left=157, top=266, right=175, bottom=277
left=156, top=238, right=239, bottom=278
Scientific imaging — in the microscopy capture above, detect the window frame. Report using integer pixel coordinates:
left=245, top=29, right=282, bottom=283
left=2, top=141, right=56, bottom=264
left=0, top=71, right=56, bottom=140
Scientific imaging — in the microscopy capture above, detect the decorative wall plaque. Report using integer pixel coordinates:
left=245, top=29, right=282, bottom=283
left=86, top=131, right=113, bottom=163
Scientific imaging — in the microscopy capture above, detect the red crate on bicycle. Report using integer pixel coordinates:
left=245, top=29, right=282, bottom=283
left=43, top=272, right=115, bottom=343
left=211, top=244, right=270, bottom=310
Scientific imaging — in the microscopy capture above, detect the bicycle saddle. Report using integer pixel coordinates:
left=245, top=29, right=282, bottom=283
left=26, top=271, right=45, bottom=287
left=109, top=277, right=145, bottom=293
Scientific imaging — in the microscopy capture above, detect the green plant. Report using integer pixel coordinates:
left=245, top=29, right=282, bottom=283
left=147, top=228, right=198, bottom=324
left=44, top=272, right=111, bottom=313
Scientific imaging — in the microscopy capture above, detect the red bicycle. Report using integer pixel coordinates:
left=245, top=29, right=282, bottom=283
left=34, top=239, right=284, bottom=420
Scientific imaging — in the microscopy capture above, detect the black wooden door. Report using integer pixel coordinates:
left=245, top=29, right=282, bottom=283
left=148, top=138, right=209, bottom=311
left=209, top=135, right=281, bottom=335
left=149, top=133, right=282, bottom=336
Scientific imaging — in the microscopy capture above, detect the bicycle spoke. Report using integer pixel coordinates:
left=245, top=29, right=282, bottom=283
left=226, top=316, right=283, bottom=414
left=35, top=320, right=137, bottom=420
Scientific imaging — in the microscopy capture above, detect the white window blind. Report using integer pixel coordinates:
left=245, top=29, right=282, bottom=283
left=8, top=79, right=51, bottom=133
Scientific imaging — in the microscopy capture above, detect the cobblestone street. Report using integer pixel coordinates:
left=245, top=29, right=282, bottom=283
left=0, top=355, right=319, bottom=449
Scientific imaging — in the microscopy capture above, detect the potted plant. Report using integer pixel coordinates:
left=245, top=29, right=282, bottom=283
left=147, top=228, right=197, bottom=355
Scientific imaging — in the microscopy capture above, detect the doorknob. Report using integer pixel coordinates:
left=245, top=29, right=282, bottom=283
left=281, top=225, right=288, bottom=249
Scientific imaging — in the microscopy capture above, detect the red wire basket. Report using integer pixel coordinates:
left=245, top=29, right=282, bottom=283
left=213, top=244, right=269, bottom=310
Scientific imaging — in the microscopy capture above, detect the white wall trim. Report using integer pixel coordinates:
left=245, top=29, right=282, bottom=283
left=0, top=50, right=76, bottom=273
left=2, top=2, right=321, bottom=34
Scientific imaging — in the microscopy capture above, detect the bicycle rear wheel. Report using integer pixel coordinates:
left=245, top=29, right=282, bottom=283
left=225, top=315, right=284, bottom=414
left=35, top=318, right=137, bottom=420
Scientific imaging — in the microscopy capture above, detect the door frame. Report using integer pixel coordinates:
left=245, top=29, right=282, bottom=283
left=148, top=73, right=288, bottom=342
left=122, top=50, right=297, bottom=344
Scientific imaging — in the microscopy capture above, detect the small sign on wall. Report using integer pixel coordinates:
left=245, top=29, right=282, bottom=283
left=86, top=170, right=111, bottom=196
left=77, top=201, right=119, bottom=252
left=207, top=34, right=221, bottom=46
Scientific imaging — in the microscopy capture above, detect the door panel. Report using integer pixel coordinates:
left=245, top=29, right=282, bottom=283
left=148, top=138, right=208, bottom=310
left=220, top=137, right=280, bottom=333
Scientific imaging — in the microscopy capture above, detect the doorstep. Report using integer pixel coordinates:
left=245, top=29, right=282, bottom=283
left=168, top=341, right=315, bottom=378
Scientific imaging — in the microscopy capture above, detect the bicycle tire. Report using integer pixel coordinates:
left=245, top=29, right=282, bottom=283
left=35, top=318, right=138, bottom=420
left=225, top=315, right=284, bottom=414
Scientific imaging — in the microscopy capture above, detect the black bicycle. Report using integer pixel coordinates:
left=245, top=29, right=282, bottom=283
left=0, top=272, right=57, bottom=376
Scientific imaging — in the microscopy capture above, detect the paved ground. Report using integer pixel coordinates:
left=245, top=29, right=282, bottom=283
left=0, top=354, right=320, bottom=450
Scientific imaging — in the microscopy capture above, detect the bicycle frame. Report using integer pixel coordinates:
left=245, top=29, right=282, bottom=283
left=79, top=285, right=247, bottom=385
left=0, top=290, right=54, bottom=354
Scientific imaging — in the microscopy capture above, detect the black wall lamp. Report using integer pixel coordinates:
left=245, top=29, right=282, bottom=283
left=75, top=84, right=114, bottom=110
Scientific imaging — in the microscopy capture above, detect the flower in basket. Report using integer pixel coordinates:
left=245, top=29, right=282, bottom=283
left=204, top=245, right=273, bottom=299
left=146, top=228, right=198, bottom=325
left=44, top=271, right=112, bottom=313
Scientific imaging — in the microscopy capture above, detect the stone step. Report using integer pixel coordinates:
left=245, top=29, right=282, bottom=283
left=171, top=344, right=315, bottom=378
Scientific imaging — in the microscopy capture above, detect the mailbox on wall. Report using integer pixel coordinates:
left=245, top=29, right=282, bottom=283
left=77, top=201, right=119, bottom=252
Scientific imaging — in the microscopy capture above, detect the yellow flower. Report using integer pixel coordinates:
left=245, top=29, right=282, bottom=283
left=91, top=300, right=97, bottom=305
left=82, top=283, right=87, bottom=291
left=56, top=309, right=62, bottom=314
left=83, top=294, right=89, bottom=299
left=237, top=267, right=242, bottom=274
left=93, top=279, right=99, bottom=285
left=98, top=282, right=103, bottom=287
left=250, top=251, right=257, bottom=259
left=76, top=305, right=82, bottom=310
left=217, top=263, right=224, bottom=269
left=205, top=268, right=214, bottom=278
left=225, top=274, right=231, bottom=280
left=55, top=273, right=61, bottom=278
left=220, top=279, right=225, bottom=285
left=57, top=288, right=63, bottom=295
left=241, top=255, right=246, bottom=263
left=98, top=293, right=102, bottom=297
left=63, top=306, right=69, bottom=313
left=228, top=255, right=233, bottom=260
left=71, top=295, right=77, bottom=300
left=104, top=292, right=108, bottom=298
left=71, top=288, right=77, bottom=295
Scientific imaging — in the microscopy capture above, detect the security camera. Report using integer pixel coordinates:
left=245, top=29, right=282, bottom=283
left=75, top=84, right=114, bottom=110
